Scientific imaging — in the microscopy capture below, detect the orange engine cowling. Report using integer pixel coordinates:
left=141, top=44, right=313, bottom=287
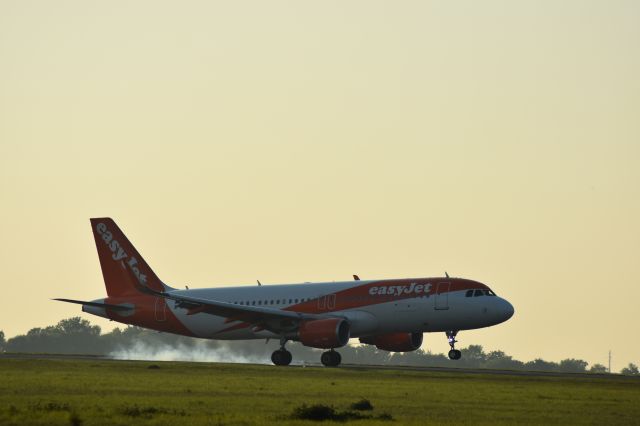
left=359, top=332, right=423, bottom=352
left=298, top=318, right=350, bottom=349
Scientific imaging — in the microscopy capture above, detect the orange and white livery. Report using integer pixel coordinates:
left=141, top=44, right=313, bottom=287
left=56, top=218, right=515, bottom=366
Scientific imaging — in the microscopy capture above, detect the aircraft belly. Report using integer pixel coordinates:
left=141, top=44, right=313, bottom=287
left=358, top=301, right=421, bottom=334
left=424, top=296, right=489, bottom=332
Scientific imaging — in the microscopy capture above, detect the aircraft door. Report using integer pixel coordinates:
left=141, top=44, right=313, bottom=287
left=434, top=282, right=450, bottom=310
left=327, top=294, right=336, bottom=310
left=155, top=297, right=167, bottom=321
left=317, top=295, right=327, bottom=310
left=317, top=294, right=336, bottom=311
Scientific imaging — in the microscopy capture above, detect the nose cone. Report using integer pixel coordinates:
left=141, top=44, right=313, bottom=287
left=500, top=298, right=515, bottom=322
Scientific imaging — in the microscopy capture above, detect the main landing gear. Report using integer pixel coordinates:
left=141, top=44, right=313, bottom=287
left=270, top=338, right=342, bottom=367
left=271, top=338, right=292, bottom=366
left=320, top=349, right=341, bottom=367
left=447, top=331, right=462, bottom=360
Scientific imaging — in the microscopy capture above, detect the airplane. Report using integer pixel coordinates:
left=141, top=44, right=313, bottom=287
left=56, top=218, right=515, bottom=367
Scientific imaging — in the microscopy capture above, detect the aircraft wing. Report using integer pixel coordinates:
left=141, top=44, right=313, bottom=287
left=164, top=289, right=318, bottom=322
left=124, top=261, right=324, bottom=330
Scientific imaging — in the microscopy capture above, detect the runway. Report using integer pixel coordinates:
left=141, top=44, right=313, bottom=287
left=2, top=352, right=636, bottom=380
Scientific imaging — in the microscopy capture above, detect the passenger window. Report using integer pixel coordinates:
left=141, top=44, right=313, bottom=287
left=258, top=301, right=261, bottom=305
left=270, top=300, right=274, bottom=305
left=474, top=290, right=483, bottom=297
left=295, top=299, right=298, bottom=303
left=465, top=290, right=473, bottom=297
left=252, top=301, right=255, bottom=305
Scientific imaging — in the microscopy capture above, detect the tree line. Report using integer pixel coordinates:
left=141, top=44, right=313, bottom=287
left=1, top=317, right=638, bottom=375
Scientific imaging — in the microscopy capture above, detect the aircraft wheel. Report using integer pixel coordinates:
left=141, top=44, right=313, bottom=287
left=448, top=349, right=461, bottom=360
left=321, top=350, right=341, bottom=367
left=271, top=349, right=292, bottom=366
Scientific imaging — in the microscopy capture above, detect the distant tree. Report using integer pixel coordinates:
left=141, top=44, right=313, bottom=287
left=56, top=317, right=101, bottom=336
left=0, top=330, right=5, bottom=351
left=621, top=363, right=639, bottom=375
left=386, top=349, right=449, bottom=368
left=352, top=344, right=392, bottom=365
left=589, top=363, right=608, bottom=373
left=559, top=358, right=588, bottom=373
left=483, top=350, right=525, bottom=370
left=387, top=350, right=416, bottom=366
left=462, top=345, right=486, bottom=365
left=6, top=317, right=104, bottom=354
left=525, top=358, right=559, bottom=372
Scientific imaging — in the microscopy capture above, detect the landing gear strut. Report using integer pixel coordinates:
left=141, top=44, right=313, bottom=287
left=320, top=349, right=341, bottom=367
left=446, top=331, right=462, bottom=360
left=271, top=338, right=292, bottom=366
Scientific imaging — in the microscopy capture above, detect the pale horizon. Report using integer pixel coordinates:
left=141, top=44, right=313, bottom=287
left=1, top=0, right=638, bottom=369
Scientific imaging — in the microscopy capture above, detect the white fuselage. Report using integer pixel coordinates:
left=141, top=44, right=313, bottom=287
left=86, top=278, right=514, bottom=341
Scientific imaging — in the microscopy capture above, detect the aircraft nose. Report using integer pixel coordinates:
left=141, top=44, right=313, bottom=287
left=501, top=298, right=515, bottom=321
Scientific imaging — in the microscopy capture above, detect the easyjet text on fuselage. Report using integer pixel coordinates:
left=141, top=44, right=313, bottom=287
left=368, top=282, right=432, bottom=297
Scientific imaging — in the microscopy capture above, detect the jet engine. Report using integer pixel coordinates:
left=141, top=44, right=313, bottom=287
left=297, top=318, right=350, bottom=349
left=359, top=332, right=423, bottom=352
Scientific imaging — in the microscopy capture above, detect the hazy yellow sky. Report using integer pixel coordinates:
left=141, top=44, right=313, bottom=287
left=1, top=1, right=638, bottom=368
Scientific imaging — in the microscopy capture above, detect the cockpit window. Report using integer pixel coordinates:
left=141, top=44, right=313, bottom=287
left=468, top=289, right=497, bottom=297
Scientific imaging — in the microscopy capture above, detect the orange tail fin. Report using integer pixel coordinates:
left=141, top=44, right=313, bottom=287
left=90, top=218, right=170, bottom=297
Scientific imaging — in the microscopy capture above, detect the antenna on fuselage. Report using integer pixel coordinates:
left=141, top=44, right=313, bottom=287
left=445, top=272, right=449, bottom=278
left=353, top=275, right=360, bottom=281
left=257, top=280, right=262, bottom=286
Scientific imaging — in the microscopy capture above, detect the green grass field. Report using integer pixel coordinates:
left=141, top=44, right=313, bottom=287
left=0, top=358, right=639, bottom=425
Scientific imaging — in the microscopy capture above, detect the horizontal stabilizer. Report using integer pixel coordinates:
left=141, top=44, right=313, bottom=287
left=53, top=298, right=133, bottom=312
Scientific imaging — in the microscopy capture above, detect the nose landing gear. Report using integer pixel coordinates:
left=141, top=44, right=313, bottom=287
left=271, top=338, right=293, bottom=366
left=446, top=331, right=462, bottom=360
left=320, top=349, right=341, bottom=367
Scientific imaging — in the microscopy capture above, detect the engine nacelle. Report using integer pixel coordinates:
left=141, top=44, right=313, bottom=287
left=359, top=332, right=423, bottom=352
left=298, top=318, right=350, bottom=349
